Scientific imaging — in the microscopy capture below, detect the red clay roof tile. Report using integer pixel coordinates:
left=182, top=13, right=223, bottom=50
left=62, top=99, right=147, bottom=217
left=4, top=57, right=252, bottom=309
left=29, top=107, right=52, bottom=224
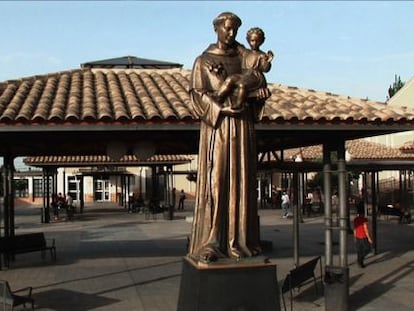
left=276, top=139, right=414, bottom=161
left=1, top=68, right=414, bottom=125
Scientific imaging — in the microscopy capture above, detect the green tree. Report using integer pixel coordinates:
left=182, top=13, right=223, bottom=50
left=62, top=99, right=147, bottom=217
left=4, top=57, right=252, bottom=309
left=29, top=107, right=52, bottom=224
left=307, top=170, right=360, bottom=192
left=388, top=74, right=405, bottom=99
left=14, top=179, right=28, bottom=197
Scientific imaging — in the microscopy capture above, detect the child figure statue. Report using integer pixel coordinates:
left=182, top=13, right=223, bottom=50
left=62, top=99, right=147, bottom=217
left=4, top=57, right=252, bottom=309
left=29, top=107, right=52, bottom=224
left=215, top=27, right=274, bottom=110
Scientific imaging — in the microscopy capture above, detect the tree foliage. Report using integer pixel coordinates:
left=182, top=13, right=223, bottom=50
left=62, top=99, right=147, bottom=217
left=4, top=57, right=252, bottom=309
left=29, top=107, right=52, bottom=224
left=388, top=74, right=405, bottom=99
left=307, top=170, right=360, bottom=191
left=186, top=172, right=197, bottom=183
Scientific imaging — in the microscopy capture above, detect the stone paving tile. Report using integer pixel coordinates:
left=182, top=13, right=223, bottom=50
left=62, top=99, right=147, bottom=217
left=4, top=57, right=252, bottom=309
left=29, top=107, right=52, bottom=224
left=1, top=202, right=413, bottom=310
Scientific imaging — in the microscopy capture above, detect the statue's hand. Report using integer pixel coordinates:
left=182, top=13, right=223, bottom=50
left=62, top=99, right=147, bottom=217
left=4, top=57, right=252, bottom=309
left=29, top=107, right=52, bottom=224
left=205, top=60, right=226, bottom=79
left=267, top=51, right=275, bottom=62
left=221, top=106, right=244, bottom=116
left=257, top=87, right=271, bottom=100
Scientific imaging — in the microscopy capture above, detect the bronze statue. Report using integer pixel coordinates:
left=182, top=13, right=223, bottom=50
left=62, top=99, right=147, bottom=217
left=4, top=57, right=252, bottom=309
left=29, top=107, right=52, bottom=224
left=188, top=12, right=272, bottom=264
left=215, top=27, right=274, bottom=109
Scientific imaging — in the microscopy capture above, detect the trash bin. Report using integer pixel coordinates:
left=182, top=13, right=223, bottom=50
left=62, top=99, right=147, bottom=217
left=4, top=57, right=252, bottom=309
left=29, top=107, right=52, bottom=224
left=324, top=265, right=349, bottom=311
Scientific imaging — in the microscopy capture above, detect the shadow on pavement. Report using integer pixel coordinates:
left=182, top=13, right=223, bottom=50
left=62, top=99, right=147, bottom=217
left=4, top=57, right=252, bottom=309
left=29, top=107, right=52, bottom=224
left=33, top=288, right=120, bottom=311
left=349, top=259, right=414, bottom=310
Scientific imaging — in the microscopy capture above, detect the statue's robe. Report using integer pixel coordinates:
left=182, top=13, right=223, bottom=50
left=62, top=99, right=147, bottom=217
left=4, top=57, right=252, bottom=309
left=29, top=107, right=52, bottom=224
left=188, top=43, right=264, bottom=261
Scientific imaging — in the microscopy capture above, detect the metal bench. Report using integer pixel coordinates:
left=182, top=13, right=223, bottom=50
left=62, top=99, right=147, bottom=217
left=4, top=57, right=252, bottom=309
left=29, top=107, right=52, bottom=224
left=280, top=256, right=323, bottom=311
left=0, top=232, right=56, bottom=269
left=0, top=279, right=34, bottom=310
left=378, top=204, right=411, bottom=224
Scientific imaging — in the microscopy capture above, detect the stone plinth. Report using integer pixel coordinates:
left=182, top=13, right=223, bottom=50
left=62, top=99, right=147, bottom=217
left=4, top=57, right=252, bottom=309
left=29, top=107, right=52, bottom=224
left=177, top=256, right=280, bottom=311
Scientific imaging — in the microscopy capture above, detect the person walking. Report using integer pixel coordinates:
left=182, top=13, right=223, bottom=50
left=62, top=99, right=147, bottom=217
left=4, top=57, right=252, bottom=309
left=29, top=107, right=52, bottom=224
left=178, top=189, right=186, bottom=211
left=354, top=201, right=373, bottom=268
left=281, top=191, right=290, bottom=218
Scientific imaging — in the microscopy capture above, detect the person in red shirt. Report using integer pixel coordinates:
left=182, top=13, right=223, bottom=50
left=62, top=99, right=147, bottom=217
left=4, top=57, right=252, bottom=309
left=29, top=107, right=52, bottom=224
left=354, top=201, right=373, bottom=268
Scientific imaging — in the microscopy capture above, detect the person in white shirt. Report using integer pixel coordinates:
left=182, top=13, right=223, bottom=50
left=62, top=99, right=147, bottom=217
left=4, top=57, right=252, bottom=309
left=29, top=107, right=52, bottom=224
left=281, top=191, right=290, bottom=218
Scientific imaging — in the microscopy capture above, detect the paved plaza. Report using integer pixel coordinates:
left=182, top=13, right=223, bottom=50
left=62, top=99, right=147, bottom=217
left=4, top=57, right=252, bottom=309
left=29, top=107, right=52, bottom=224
left=1, top=201, right=413, bottom=311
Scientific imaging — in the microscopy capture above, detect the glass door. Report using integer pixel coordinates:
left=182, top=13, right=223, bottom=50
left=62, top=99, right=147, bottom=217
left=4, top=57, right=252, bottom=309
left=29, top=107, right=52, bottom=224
left=94, top=178, right=110, bottom=201
left=68, top=176, right=80, bottom=201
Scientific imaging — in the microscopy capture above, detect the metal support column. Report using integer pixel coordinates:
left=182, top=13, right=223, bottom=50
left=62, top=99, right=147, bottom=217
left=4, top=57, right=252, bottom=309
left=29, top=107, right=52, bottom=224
left=119, top=175, right=123, bottom=206
left=323, top=145, right=333, bottom=266
left=325, top=141, right=349, bottom=311
left=151, top=166, right=157, bottom=201
left=79, top=176, right=84, bottom=213
left=43, top=168, right=51, bottom=224
left=299, top=172, right=304, bottom=223
left=371, top=172, right=377, bottom=254
left=293, top=172, right=299, bottom=267
left=5, top=156, right=15, bottom=237
left=166, top=166, right=174, bottom=220
left=346, top=174, right=352, bottom=234
left=337, top=143, right=348, bottom=268
left=128, top=175, right=132, bottom=209
left=2, top=155, right=13, bottom=238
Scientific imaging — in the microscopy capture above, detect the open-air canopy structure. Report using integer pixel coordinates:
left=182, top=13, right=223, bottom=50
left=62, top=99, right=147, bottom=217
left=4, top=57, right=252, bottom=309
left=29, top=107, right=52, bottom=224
left=1, top=56, right=414, bottom=309
left=1, top=56, right=414, bottom=159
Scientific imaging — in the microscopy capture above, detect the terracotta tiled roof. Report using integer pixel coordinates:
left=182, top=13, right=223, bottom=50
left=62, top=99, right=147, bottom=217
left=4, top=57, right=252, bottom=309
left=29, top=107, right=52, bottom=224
left=272, top=139, right=414, bottom=161
left=23, top=154, right=193, bottom=166
left=346, top=140, right=414, bottom=160
left=399, top=140, right=414, bottom=153
left=263, top=84, right=413, bottom=123
left=0, top=68, right=194, bottom=122
left=1, top=68, right=414, bottom=125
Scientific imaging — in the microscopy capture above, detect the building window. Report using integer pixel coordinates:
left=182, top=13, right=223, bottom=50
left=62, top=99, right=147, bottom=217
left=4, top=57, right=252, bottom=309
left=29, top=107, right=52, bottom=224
left=94, top=178, right=110, bottom=201
left=68, top=176, right=80, bottom=201
left=33, top=177, right=53, bottom=198
left=33, top=178, right=43, bottom=197
left=14, top=179, right=29, bottom=198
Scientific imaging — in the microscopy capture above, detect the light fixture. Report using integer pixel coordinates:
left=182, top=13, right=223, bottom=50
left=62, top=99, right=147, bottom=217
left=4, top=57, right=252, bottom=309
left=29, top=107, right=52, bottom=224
left=133, top=141, right=155, bottom=160
left=106, top=141, right=127, bottom=160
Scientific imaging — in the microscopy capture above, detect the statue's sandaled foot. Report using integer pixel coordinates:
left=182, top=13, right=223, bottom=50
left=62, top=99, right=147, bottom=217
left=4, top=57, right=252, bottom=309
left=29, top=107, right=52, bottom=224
left=250, top=246, right=262, bottom=256
left=229, top=248, right=243, bottom=260
left=199, top=247, right=219, bottom=264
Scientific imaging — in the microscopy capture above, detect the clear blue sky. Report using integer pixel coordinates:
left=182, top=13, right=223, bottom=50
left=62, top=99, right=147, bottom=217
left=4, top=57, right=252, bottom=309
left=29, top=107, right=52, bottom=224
left=1, top=1, right=413, bottom=169
left=1, top=1, right=413, bottom=103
